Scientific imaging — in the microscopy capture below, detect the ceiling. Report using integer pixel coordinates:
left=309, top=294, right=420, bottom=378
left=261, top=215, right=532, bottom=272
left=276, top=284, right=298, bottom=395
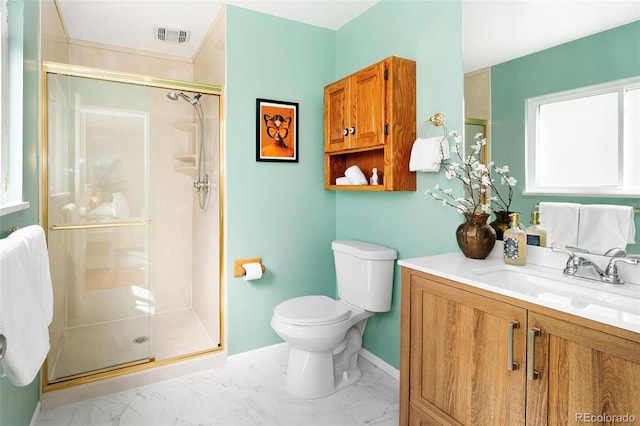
left=53, top=0, right=640, bottom=71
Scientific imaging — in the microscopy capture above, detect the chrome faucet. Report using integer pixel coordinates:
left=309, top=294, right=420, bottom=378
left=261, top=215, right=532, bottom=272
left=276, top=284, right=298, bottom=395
left=551, top=245, right=640, bottom=284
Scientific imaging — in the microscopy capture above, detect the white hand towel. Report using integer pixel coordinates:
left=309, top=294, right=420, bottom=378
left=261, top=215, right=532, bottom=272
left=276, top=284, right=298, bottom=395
left=335, top=177, right=351, bottom=185
left=8, top=225, right=53, bottom=323
left=577, top=204, right=636, bottom=255
left=0, top=236, right=51, bottom=386
left=344, top=165, right=368, bottom=185
left=539, top=202, right=580, bottom=249
left=409, top=137, right=449, bottom=172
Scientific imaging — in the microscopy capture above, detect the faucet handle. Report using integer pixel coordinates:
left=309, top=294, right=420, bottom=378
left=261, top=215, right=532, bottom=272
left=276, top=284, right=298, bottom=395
left=551, top=244, right=583, bottom=275
left=604, top=256, right=639, bottom=284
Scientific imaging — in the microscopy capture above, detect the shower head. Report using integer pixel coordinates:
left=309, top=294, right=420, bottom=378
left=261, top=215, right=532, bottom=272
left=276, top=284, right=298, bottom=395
left=167, top=91, right=201, bottom=106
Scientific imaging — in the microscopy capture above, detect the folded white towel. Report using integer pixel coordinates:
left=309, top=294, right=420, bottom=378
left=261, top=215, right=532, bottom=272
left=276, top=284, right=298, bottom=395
left=344, top=165, right=368, bottom=185
left=0, top=232, right=51, bottom=386
left=577, top=204, right=636, bottom=255
left=409, top=137, right=449, bottom=172
left=539, top=202, right=580, bottom=249
left=8, top=225, right=53, bottom=323
left=336, top=177, right=351, bottom=185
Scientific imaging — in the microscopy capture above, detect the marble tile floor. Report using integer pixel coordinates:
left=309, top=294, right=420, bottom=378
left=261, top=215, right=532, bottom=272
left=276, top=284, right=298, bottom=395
left=36, top=344, right=400, bottom=426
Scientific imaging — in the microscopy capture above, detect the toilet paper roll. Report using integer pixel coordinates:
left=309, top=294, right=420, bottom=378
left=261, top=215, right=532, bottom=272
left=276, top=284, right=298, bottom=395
left=344, top=165, right=368, bottom=185
left=242, top=262, right=263, bottom=281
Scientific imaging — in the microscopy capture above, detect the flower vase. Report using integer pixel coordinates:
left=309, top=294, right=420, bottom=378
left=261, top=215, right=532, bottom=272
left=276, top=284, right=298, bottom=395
left=489, top=211, right=515, bottom=241
left=456, top=212, right=496, bottom=259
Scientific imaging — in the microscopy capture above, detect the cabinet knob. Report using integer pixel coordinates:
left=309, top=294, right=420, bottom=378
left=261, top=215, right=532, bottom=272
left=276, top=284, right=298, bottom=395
left=342, top=128, right=349, bottom=136
left=349, top=127, right=356, bottom=135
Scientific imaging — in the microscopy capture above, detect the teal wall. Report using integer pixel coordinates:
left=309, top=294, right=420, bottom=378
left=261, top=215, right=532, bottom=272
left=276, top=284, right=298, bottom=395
left=0, top=1, right=42, bottom=424
left=225, top=6, right=338, bottom=354
left=334, top=0, right=463, bottom=368
left=226, top=0, right=464, bottom=368
left=491, top=21, right=640, bottom=254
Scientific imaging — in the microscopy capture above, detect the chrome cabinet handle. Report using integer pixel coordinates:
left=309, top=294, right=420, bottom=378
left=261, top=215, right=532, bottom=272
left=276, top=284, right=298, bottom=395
left=507, top=321, right=520, bottom=371
left=528, top=328, right=542, bottom=380
left=342, top=128, right=349, bottom=136
left=349, top=126, right=356, bottom=134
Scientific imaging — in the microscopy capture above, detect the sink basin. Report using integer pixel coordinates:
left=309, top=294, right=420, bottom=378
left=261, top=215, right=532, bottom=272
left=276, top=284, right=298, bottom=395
left=469, top=264, right=640, bottom=320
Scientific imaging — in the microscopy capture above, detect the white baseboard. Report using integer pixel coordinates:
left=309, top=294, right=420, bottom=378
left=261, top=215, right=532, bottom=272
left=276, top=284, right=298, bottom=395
left=230, top=343, right=400, bottom=382
left=227, top=342, right=289, bottom=364
left=359, top=348, right=400, bottom=381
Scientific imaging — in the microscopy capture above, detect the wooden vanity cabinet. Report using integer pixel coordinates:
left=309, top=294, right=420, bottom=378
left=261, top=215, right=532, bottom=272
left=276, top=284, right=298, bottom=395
left=323, top=56, right=416, bottom=191
left=526, top=312, right=640, bottom=426
left=400, top=267, right=640, bottom=426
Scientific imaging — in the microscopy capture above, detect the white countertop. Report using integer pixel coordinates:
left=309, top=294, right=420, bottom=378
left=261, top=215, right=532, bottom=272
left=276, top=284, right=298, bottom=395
left=398, top=243, right=640, bottom=334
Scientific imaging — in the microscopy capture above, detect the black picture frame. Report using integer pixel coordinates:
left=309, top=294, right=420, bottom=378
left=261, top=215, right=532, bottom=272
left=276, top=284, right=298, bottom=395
left=256, top=98, right=299, bottom=162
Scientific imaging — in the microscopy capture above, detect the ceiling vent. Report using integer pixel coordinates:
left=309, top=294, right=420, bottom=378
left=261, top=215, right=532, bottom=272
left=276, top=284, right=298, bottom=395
left=154, top=26, right=191, bottom=43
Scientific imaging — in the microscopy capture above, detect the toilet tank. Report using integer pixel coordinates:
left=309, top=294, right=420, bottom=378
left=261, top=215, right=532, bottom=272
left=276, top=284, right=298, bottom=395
left=331, top=240, right=397, bottom=312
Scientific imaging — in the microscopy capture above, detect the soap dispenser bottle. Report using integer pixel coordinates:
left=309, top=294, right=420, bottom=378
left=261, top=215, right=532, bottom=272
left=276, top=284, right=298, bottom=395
left=526, top=211, right=547, bottom=247
left=503, top=212, right=527, bottom=265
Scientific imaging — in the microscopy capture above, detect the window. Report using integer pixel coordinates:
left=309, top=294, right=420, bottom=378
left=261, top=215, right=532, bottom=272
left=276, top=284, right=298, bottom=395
left=0, top=0, right=27, bottom=216
left=525, top=77, right=640, bottom=197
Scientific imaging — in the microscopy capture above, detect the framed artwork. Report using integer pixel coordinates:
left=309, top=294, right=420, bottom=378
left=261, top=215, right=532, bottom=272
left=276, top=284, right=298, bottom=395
left=256, top=98, right=299, bottom=162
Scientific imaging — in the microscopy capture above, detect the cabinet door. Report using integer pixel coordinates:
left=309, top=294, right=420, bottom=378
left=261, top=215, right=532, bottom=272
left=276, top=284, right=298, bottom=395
left=526, top=312, right=640, bottom=426
left=410, top=276, right=527, bottom=425
left=350, top=62, right=385, bottom=149
left=324, top=78, right=350, bottom=152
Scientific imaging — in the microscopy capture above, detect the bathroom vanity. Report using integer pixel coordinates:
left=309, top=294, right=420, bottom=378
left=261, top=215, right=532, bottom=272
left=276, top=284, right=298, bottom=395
left=398, top=245, right=640, bottom=425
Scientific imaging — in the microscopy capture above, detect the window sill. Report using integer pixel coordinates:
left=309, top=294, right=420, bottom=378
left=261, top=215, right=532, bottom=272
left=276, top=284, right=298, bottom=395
left=0, top=201, right=30, bottom=216
left=524, top=189, right=640, bottom=198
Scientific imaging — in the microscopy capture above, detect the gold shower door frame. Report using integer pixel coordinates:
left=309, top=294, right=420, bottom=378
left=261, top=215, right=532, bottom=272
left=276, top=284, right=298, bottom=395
left=41, top=62, right=225, bottom=392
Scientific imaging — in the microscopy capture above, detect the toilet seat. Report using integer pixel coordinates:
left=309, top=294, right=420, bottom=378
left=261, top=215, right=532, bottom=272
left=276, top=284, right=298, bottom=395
left=274, top=295, right=351, bottom=326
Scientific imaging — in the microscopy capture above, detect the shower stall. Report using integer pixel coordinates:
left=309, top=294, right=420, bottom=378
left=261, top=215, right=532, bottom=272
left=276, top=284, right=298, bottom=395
left=42, top=62, right=223, bottom=388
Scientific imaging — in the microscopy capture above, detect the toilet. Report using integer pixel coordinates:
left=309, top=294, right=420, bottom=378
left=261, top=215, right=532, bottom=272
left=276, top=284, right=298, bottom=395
left=270, top=239, right=397, bottom=399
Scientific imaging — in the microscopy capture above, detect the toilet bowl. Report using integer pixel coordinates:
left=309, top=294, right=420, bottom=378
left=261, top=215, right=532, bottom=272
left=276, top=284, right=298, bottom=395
left=270, top=240, right=397, bottom=399
left=270, top=295, right=373, bottom=399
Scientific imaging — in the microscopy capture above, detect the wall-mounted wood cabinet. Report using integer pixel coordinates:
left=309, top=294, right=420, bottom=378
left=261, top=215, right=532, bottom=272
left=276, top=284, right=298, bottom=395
left=400, top=267, right=640, bottom=425
left=324, top=56, right=416, bottom=191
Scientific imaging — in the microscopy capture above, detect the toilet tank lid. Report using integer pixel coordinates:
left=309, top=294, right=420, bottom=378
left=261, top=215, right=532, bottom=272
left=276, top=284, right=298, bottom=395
left=332, top=240, right=397, bottom=260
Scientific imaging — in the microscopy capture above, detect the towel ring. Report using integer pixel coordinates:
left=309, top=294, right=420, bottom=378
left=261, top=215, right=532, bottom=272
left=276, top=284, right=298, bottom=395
left=417, top=112, right=448, bottom=139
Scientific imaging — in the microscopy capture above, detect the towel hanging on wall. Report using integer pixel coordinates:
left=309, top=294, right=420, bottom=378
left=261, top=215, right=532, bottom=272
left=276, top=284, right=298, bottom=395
left=410, top=113, right=450, bottom=172
left=0, top=225, right=53, bottom=386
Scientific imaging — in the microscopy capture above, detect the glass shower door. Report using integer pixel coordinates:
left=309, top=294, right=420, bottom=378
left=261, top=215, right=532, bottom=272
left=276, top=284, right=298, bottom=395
left=45, top=73, right=153, bottom=382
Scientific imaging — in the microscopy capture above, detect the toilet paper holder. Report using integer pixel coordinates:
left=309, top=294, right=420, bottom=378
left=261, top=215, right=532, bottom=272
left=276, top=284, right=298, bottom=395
left=233, top=257, right=266, bottom=277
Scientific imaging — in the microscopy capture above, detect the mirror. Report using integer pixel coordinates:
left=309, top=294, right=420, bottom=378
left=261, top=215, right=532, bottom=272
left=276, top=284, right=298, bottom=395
left=463, top=4, right=640, bottom=255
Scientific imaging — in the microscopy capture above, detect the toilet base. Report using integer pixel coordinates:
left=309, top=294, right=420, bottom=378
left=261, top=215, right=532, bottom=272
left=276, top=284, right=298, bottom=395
left=286, top=347, right=336, bottom=399
left=285, top=325, right=366, bottom=399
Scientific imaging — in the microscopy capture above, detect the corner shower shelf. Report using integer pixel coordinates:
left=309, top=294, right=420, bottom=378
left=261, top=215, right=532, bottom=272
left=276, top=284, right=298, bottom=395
left=172, top=121, right=199, bottom=177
